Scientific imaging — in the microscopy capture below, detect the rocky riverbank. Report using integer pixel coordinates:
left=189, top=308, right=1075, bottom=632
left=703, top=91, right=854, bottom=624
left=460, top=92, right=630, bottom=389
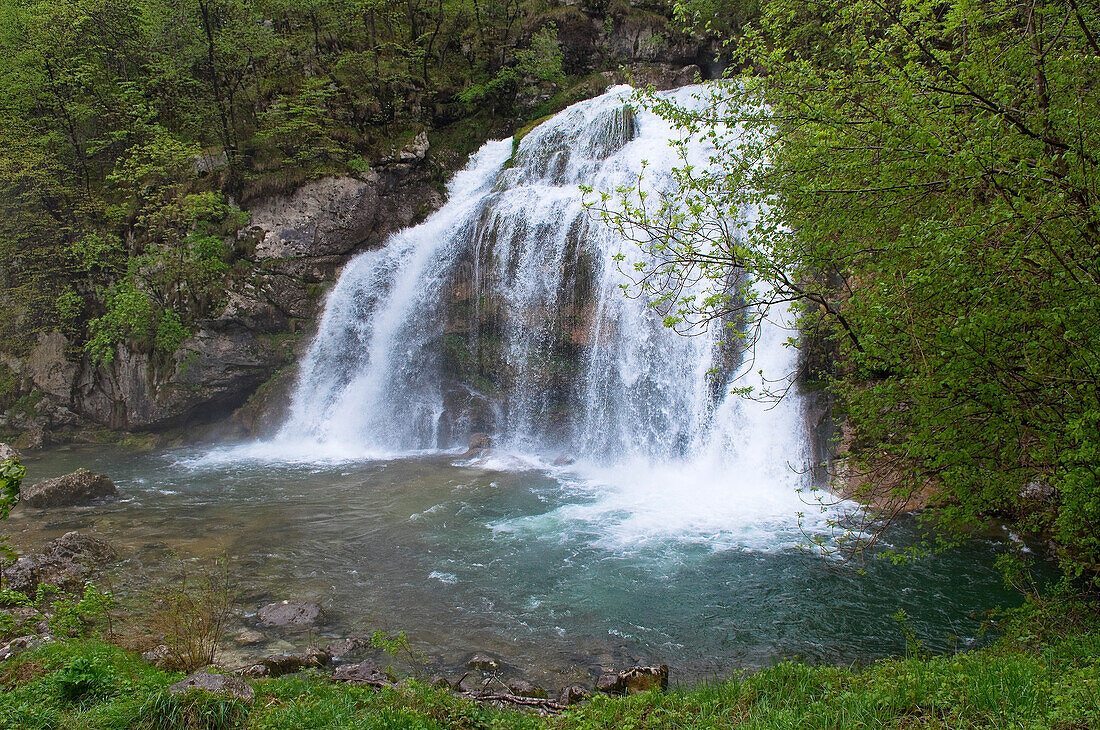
left=1, top=527, right=668, bottom=712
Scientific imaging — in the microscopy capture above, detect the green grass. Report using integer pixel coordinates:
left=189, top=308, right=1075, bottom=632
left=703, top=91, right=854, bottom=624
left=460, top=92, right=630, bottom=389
left=1, top=600, right=1098, bottom=729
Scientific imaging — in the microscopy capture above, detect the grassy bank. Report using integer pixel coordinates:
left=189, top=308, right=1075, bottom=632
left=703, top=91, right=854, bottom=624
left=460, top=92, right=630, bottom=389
left=1, top=600, right=1098, bottom=729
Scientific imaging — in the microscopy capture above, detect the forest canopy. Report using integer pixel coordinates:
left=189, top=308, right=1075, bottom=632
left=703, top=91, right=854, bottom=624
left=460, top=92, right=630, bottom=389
left=0, top=0, right=609, bottom=366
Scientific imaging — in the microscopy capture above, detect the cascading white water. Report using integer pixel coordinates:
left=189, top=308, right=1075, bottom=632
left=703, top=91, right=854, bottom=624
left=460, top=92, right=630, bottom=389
left=253, top=85, right=827, bottom=547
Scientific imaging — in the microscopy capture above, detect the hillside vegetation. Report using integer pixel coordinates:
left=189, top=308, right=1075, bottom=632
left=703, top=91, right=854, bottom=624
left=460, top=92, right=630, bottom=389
left=0, top=0, right=712, bottom=383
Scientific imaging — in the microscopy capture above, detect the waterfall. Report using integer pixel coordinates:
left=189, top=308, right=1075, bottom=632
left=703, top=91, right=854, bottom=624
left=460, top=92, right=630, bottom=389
left=261, top=85, right=817, bottom=544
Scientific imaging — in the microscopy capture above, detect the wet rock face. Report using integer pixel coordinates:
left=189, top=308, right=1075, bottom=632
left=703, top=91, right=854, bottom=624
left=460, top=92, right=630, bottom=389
left=257, top=600, right=323, bottom=630
left=245, top=171, right=442, bottom=261
left=5, top=164, right=443, bottom=443
left=4, top=531, right=118, bottom=596
left=20, top=469, right=117, bottom=508
left=169, top=671, right=255, bottom=703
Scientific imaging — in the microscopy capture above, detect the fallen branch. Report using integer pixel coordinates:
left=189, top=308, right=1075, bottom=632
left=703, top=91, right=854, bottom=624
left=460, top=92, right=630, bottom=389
left=458, top=691, right=566, bottom=715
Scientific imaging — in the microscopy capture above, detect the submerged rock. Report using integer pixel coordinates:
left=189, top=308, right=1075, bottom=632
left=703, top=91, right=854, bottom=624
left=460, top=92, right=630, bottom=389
left=233, top=629, right=267, bottom=646
left=257, top=600, right=323, bottom=629
left=465, top=652, right=500, bottom=671
left=169, top=671, right=255, bottom=702
left=20, top=469, right=117, bottom=508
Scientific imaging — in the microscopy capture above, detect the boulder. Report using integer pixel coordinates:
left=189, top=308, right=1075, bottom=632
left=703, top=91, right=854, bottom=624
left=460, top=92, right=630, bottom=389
left=257, top=600, right=323, bottom=629
left=12, top=426, right=48, bottom=452
left=4, top=531, right=117, bottom=595
left=596, top=665, right=669, bottom=695
left=333, top=658, right=392, bottom=686
left=244, top=171, right=440, bottom=260
left=20, top=469, right=117, bottom=508
left=0, top=443, right=19, bottom=462
left=506, top=678, right=548, bottom=699
left=254, top=647, right=330, bottom=677
left=233, top=629, right=267, bottom=646
left=557, top=684, right=590, bottom=705
left=429, top=674, right=451, bottom=690
left=169, top=671, right=255, bottom=702
left=45, top=531, right=117, bottom=565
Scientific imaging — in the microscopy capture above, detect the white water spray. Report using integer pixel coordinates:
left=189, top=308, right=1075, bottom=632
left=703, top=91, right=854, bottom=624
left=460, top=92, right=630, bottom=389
left=230, top=85, right=833, bottom=548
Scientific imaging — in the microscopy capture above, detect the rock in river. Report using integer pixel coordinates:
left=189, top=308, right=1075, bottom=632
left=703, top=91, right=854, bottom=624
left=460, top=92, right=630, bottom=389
left=257, top=600, right=323, bottom=629
left=20, top=469, right=117, bottom=508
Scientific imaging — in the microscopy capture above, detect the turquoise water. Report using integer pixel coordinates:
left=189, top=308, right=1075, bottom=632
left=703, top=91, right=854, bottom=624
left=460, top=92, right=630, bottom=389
left=8, top=444, right=1028, bottom=687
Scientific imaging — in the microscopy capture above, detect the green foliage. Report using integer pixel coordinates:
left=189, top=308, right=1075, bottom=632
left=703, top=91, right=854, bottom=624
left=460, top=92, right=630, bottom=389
left=0, top=455, right=23, bottom=521
left=0, top=588, right=32, bottom=607
left=458, top=24, right=566, bottom=104
left=139, top=688, right=250, bottom=730
left=370, top=629, right=429, bottom=674
left=47, top=583, right=115, bottom=638
left=671, top=0, right=759, bottom=36
left=258, top=77, right=346, bottom=170
left=0, top=0, right=590, bottom=368
left=0, top=453, right=24, bottom=578
left=142, top=556, right=234, bottom=672
left=594, top=0, right=1100, bottom=582
left=54, top=654, right=119, bottom=704
left=85, top=280, right=157, bottom=364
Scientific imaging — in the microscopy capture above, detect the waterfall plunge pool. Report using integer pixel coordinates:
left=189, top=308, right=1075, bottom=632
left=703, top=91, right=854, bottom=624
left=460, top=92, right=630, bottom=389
left=8, top=86, right=1036, bottom=688
left=9, top=443, right=1026, bottom=689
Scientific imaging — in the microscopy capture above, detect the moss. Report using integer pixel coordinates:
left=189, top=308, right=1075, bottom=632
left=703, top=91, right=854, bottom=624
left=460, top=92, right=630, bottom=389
left=0, top=363, right=19, bottom=412
left=7, top=391, right=44, bottom=420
